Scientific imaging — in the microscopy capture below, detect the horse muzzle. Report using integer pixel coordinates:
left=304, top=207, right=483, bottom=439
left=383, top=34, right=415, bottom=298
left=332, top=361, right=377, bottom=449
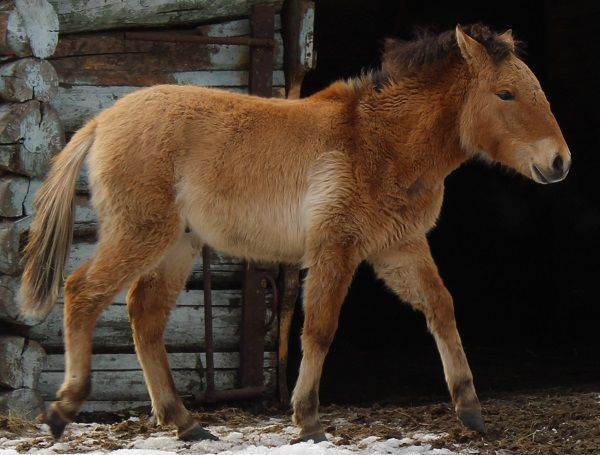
left=531, top=152, right=571, bottom=184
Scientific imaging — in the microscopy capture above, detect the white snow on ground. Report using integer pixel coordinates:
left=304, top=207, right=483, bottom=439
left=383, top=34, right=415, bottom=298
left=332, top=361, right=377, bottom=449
left=0, top=417, right=468, bottom=455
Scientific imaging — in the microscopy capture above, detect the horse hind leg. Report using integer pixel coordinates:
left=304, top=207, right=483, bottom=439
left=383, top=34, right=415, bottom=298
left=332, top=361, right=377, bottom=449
left=127, top=233, right=217, bottom=441
left=46, top=220, right=181, bottom=439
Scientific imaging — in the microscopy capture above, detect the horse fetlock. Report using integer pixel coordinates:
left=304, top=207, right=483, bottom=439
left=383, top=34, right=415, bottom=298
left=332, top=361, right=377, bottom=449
left=292, top=388, right=320, bottom=423
left=450, top=377, right=479, bottom=407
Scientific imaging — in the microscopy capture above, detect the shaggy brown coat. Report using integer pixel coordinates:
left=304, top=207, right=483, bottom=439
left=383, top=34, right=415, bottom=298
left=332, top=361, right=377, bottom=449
left=21, top=24, right=570, bottom=442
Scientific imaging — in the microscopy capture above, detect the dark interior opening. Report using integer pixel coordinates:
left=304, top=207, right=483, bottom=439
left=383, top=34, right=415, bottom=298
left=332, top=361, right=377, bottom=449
left=288, top=0, right=600, bottom=405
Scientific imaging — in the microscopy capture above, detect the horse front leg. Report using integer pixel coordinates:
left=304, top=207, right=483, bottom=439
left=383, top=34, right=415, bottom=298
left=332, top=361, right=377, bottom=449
left=291, top=245, right=359, bottom=443
left=370, top=238, right=485, bottom=433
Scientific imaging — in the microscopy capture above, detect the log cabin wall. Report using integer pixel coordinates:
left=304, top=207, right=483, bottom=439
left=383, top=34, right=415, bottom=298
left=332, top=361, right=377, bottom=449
left=0, top=0, right=62, bottom=419
left=0, top=0, right=315, bottom=416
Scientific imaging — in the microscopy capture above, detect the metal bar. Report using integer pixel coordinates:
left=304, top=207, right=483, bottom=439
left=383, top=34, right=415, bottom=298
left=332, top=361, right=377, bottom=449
left=239, top=3, right=276, bottom=391
left=277, top=265, right=300, bottom=406
left=202, top=245, right=216, bottom=403
left=240, top=264, right=268, bottom=387
left=125, top=31, right=274, bottom=47
left=249, top=4, right=275, bottom=97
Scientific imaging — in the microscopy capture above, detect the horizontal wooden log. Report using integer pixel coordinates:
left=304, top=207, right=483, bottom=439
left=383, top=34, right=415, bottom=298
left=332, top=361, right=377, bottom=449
left=39, top=367, right=276, bottom=401
left=196, top=16, right=281, bottom=37
left=63, top=240, right=244, bottom=288
left=48, top=0, right=283, bottom=34
left=44, top=351, right=276, bottom=371
left=0, top=57, right=58, bottom=102
left=0, top=101, right=65, bottom=177
left=0, top=0, right=59, bottom=58
left=29, top=289, right=276, bottom=350
left=54, top=84, right=285, bottom=134
left=51, top=31, right=284, bottom=82
left=0, top=198, right=96, bottom=275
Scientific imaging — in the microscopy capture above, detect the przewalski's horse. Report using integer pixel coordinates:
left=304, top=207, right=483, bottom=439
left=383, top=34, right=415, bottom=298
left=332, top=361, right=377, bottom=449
left=21, top=24, right=570, bottom=442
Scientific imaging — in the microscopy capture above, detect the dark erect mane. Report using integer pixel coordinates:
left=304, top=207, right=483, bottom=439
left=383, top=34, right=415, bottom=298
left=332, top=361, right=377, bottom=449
left=382, top=23, right=521, bottom=78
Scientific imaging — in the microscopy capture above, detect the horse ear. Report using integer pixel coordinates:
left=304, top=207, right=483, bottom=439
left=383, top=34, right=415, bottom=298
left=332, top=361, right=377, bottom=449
left=498, top=29, right=515, bottom=51
left=455, top=25, right=486, bottom=65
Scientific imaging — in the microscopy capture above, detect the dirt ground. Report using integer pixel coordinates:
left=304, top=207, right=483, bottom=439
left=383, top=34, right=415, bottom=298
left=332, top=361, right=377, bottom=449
left=1, top=386, right=598, bottom=454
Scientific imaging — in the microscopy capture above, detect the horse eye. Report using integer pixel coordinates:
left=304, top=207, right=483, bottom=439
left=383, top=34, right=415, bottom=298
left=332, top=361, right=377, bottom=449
left=496, top=90, right=515, bottom=101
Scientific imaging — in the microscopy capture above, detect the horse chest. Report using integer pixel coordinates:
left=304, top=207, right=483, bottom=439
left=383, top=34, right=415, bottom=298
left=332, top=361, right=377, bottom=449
left=386, top=181, right=445, bottom=240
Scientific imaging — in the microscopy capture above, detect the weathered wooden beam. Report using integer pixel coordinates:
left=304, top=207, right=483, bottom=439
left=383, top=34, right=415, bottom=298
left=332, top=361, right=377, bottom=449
left=42, top=353, right=277, bottom=403
left=39, top=368, right=276, bottom=401
left=48, top=0, right=283, bottom=34
left=196, top=16, right=281, bottom=37
left=29, top=290, right=276, bottom=350
left=44, top=351, right=276, bottom=371
left=0, top=57, right=58, bottom=102
left=64, top=240, right=244, bottom=288
left=50, top=32, right=284, bottom=85
left=0, top=0, right=59, bottom=58
left=54, top=84, right=286, bottom=134
left=282, top=0, right=315, bottom=98
left=0, top=101, right=65, bottom=178
left=0, top=199, right=95, bottom=277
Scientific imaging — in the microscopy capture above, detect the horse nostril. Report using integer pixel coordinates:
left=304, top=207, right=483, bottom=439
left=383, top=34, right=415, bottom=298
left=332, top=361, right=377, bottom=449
left=552, top=154, right=564, bottom=174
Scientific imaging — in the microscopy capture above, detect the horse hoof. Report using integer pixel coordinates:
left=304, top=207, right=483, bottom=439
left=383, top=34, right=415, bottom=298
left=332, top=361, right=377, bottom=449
left=45, top=410, right=70, bottom=440
left=291, top=432, right=328, bottom=444
left=178, top=423, right=219, bottom=441
left=457, top=407, right=486, bottom=434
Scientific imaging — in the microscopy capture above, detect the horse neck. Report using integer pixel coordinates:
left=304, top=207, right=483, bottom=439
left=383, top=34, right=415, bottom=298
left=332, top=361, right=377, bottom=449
left=356, top=63, right=471, bottom=181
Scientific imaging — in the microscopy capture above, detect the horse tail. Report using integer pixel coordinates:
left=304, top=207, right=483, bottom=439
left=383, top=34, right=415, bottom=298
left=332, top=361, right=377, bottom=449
left=20, top=120, right=97, bottom=318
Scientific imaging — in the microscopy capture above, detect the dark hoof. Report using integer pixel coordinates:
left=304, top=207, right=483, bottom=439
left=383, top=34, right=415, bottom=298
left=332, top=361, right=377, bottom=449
left=178, top=423, right=219, bottom=441
left=291, top=432, right=328, bottom=444
left=45, top=409, right=70, bottom=440
left=457, top=408, right=486, bottom=434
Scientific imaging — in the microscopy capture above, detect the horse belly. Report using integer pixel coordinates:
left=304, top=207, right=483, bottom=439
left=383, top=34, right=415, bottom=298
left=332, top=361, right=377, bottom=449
left=180, top=187, right=306, bottom=264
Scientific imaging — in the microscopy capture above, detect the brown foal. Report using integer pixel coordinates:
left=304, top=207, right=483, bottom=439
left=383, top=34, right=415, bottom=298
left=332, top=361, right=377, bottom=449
left=21, top=24, right=570, bottom=442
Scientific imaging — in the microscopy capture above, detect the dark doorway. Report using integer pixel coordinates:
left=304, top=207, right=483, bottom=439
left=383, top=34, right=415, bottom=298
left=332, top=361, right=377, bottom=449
left=289, top=0, right=600, bottom=405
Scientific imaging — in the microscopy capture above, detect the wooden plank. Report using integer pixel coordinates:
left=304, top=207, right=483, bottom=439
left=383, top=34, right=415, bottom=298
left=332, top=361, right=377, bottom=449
left=282, top=0, right=315, bottom=98
left=48, top=0, right=283, bottom=34
left=0, top=198, right=96, bottom=275
left=0, top=0, right=59, bottom=58
left=44, top=352, right=277, bottom=371
left=0, top=101, right=65, bottom=178
left=63, top=240, right=244, bottom=288
left=75, top=400, right=151, bottom=412
left=50, top=32, right=284, bottom=83
left=54, top=84, right=286, bottom=134
left=196, top=16, right=281, bottom=37
left=0, top=57, right=58, bottom=102
left=28, top=292, right=276, bottom=350
left=39, top=368, right=276, bottom=401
